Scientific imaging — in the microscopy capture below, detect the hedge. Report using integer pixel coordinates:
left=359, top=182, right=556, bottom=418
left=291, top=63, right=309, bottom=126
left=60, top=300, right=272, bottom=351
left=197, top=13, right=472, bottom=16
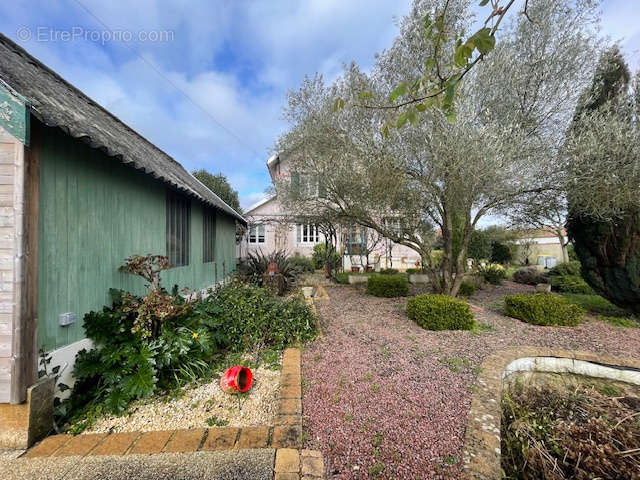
left=407, top=294, right=474, bottom=330
left=366, top=275, right=409, bottom=297
left=504, top=293, right=584, bottom=326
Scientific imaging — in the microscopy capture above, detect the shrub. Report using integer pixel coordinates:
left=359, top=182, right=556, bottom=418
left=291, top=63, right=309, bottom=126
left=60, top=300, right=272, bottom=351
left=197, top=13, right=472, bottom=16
left=562, top=293, right=630, bottom=317
left=291, top=253, right=315, bottom=273
left=547, top=261, right=581, bottom=277
left=366, top=275, right=409, bottom=297
left=379, top=268, right=399, bottom=275
left=407, top=294, right=474, bottom=330
left=549, top=275, right=594, bottom=294
left=333, top=272, right=349, bottom=284
left=479, top=263, right=507, bottom=285
left=195, top=280, right=317, bottom=352
left=513, top=267, right=546, bottom=285
left=504, top=293, right=584, bottom=326
left=242, top=249, right=298, bottom=291
left=457, top=280, right=476, bottom=296
left=312, top=243, right=342, bottom=271
left=406, top=268, right=427, bottom=274
left=490, top=240, right=513, bottom=264
left=60, top=274, right=317, bottom=431
left=467, top=229, right=492, bottom=261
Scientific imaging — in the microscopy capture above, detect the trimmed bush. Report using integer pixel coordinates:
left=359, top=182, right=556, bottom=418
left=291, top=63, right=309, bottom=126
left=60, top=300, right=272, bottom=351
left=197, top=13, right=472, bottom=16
left=504, top=293, right=584, bottom=326
left=549, top=275, right=594, bottom=294
left=547, top=261, right=581, bottom=277
left=366, top=275, right=409, bottom=297
left=513, top=267, right=546, bottom=285
left=458, top=280, right=476, bottom=296
left=407, top=294, right=474, bottom=330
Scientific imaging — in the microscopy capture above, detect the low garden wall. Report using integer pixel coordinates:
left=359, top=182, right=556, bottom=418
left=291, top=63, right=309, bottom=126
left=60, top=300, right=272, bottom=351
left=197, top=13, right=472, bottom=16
left=462, top=347, right=640, bottom=480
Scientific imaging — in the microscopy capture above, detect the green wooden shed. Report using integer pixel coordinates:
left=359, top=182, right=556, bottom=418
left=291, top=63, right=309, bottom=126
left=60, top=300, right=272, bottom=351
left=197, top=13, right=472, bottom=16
left=0, top=33, right=245, bottom=445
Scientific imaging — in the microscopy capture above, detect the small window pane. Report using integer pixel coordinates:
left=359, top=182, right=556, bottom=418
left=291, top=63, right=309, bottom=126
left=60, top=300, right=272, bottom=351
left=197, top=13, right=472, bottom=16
left=248, top=224, right=266, bottom=244
left=203, top=208, right=216, bottom=263
left=166, top=190, right=190, bottom=266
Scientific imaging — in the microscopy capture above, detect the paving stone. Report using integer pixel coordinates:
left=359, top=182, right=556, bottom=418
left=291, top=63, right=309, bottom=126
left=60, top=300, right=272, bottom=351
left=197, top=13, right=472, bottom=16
left=127, top=430, right=174, bottom=455
left=164, top=429, right=205, bottom=453
left=52, top=433, right=107, bottom=457
left=301, top=450, right=322, bottom=458
left=23, top=434, right=70, bottom=458
left=279, top=383, right=302, bottom=399
left=201, top=428, right=239, bottom=451
left=235, top=426, right=269, bottom=449
left=275, top=448, right=300, bottom=473
left=280, top=373, right=301, bottom=386
left=275, top=473, right=300, bottom=480
left=272, top=425, right=302, bottom=449
left=89, top=432, right=140, bottom=456
left=275, top=415, right=301, bottom=426
left=301, top=454, right=324, bottom=477
left=278, top=398, right=301, bottom=415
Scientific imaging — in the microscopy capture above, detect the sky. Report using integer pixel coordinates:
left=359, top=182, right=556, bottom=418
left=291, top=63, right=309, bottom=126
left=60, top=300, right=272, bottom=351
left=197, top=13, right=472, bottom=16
left=0, top=0, right=638, bottom=211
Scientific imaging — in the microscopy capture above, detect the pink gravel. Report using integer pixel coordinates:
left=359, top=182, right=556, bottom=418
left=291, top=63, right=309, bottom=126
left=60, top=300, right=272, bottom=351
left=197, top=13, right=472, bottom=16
left=301, top=283, right=640, bottom=479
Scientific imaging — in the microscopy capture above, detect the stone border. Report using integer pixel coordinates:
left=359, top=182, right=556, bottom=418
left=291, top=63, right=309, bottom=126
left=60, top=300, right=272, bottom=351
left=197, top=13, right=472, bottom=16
left=462, top=347, right=640, bottom=480
left=21, top=348, right=324, bottom=478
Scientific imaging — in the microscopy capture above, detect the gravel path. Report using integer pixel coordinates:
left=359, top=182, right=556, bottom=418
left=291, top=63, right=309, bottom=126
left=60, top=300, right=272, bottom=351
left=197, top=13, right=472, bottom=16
left=301, top=283, right=640, bottom=479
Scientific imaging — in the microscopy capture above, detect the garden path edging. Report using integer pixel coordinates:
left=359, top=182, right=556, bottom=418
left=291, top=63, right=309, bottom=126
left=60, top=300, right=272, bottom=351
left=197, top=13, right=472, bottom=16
left=462, top=347, right=640, bottom=480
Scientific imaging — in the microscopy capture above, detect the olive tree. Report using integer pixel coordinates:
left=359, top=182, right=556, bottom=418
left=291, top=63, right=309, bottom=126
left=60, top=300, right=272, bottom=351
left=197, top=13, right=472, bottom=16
left=276, top=0, right=600, bottom=296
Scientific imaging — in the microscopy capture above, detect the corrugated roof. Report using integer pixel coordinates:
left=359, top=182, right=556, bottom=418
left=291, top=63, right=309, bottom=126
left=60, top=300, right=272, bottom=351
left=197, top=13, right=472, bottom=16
left=0, top=33, right=246, bottom=224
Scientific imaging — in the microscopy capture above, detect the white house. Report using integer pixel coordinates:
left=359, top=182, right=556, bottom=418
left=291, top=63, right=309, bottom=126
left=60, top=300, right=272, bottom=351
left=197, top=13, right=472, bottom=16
left=241, top=153, right=422, bottom=271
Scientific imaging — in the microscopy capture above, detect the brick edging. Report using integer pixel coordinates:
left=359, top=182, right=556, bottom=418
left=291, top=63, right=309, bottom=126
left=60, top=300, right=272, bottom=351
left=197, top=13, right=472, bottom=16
left=462, top=347, right=640, bottom=480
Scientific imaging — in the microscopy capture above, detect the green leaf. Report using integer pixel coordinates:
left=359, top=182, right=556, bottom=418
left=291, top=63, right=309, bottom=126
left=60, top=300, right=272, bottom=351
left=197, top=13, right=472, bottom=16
left=415, top=103, right=428, bottom=112
left=445, top=108, right=457, bottom=123
left=470, top=28, right=495, bottom=55
left=396, top=112, right=408, bottom=128
left=389, top=83, right=408, bottom=103
left=381, top=123, right=390, bottom=137
left=424, top=57, right=436, bottom=71
left=479, top=0, right=489, bottom=6
left=358, top=91, right=373, bottom=101
left=332, top=97, right=345, bottom=112
left=454, top=44, right=474, bottom=68
left=407, top=109, right=418, bottom=125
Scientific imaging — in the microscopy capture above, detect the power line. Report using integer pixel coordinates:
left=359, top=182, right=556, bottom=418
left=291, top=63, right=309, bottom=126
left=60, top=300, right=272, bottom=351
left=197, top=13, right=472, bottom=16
left=70, top=0, right=263, bottom=158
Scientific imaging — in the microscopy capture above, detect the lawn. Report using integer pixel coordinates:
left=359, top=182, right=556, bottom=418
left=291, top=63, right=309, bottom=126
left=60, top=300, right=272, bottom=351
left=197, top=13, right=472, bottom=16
left=301, top=282, right=640, bottom=479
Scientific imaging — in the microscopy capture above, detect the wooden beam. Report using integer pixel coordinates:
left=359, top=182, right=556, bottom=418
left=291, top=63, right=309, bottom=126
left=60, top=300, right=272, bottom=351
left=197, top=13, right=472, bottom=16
left=12, top=118, right=39, bottom=403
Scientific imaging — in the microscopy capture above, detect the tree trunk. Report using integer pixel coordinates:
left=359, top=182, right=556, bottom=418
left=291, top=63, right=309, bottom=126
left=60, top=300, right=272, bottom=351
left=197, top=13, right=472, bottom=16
left=556, top=228, right=569, bottom=263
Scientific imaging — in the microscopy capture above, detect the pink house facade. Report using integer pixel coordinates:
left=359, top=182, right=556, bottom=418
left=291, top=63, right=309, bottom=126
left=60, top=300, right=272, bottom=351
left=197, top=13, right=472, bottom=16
left=241, top=154, right=421, bottom=271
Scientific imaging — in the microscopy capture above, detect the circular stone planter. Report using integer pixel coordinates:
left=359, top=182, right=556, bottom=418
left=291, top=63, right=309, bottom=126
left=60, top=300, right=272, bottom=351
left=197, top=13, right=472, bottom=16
left=462, top=347, right=640, bottom=480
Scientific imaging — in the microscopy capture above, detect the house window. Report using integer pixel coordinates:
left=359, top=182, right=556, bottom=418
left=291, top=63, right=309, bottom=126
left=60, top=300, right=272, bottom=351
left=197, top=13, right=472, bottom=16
left=297, top=224, right=319, bottom=244
left=203, top=208, right=216, bottom=263
left=346, top=226, right=367, bottom=255
left=248, top=224, right=266, bottom=244
left=291, top=172, right=319, bottom=198
left=166, top=190, right=190, bottom=267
